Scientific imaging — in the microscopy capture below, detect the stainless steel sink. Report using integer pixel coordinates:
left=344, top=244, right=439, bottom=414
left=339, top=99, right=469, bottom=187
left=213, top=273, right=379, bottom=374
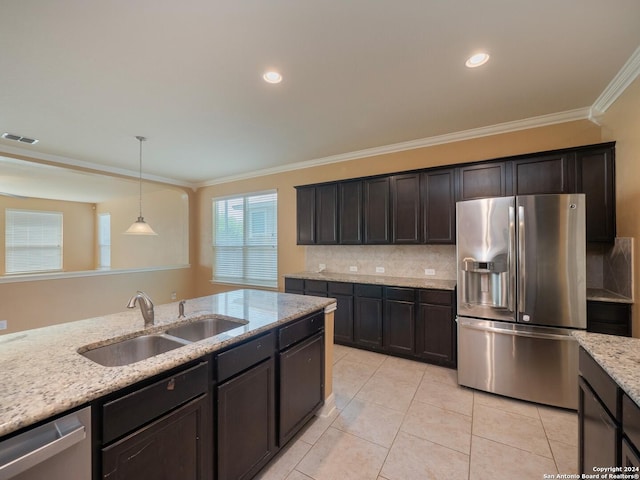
left=80, top=334, right=187, bottom=367
left=165, top=315, right=248, bottom=342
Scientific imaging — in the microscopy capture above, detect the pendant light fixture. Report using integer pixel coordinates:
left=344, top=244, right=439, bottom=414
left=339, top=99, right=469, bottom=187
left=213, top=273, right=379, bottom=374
left=124, top=136, right=157, bottom=235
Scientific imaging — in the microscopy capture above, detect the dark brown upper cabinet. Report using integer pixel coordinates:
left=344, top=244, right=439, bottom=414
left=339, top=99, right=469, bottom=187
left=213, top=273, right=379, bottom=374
left=423, top=168, right=456, bottom=244
left=391, top=173, right=422, bottom=243
left=458, top=162, right=508, bottom=200
left=363, top=177, right=391, bottom=244
left=295, top=184, right=338, bottom=245
left=295, top=142, right=616, bottom=246
left=296, top=186, right=315, bottom=245
left=339, top=180, right=363, bottom=244
left=511, top=153, right=570, bottom=194
left=574, top=144, right=616, bottom=242
left=316, top=183, right=339, bottom=244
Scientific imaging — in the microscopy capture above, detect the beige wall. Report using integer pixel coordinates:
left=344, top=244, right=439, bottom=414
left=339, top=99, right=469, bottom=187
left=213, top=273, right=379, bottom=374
left=195, top=119, right=602, bottom=296
left=0, top=267, right=193, bottom=334
left=600, top=76, right=640, bottom=336
left=0, top=196, right=95, bottom=274
left=7, top=98, right=640, bottom=336
left=97, top=187, right=190, bottom=268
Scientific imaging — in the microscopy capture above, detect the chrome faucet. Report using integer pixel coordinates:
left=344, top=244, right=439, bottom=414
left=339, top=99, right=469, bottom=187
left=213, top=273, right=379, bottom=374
left=126, top=291, right=155, bottom=327
left=178, top=300, right=186, bottom=319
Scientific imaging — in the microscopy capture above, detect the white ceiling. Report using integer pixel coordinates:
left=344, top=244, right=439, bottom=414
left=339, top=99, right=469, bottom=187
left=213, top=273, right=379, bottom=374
left=1, top=0, right=639, bottom=188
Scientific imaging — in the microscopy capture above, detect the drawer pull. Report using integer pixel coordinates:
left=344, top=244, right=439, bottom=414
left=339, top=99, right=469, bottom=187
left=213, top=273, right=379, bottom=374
left=167, top=378, right=175, bottom=391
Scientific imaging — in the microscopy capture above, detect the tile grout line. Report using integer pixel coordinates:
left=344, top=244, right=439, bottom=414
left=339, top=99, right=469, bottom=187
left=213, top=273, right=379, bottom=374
left=371, top=363, right=424, bottom=480
left=467, top=391, right=475, bottom=480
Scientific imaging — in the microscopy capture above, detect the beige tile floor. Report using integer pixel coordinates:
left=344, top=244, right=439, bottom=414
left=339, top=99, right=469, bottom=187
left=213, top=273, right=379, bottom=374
left=256, top=345, right=578, bottom=480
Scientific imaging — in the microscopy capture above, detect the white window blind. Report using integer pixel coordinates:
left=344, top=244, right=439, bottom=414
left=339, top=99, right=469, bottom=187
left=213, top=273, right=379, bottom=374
left=5, top=209, right=63, bottom=274
left=98, top=213, right=111, bottom=269
left=212, top=191, right=277, bottom=287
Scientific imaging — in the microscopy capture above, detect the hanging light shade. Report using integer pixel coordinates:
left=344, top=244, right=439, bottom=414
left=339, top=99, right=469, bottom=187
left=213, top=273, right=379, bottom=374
left=124, top=136, right=157, bottom=235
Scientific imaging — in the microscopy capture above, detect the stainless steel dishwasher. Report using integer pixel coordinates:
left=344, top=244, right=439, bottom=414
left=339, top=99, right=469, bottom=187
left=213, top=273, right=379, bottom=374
left=0, top=406, right=91, bottom=480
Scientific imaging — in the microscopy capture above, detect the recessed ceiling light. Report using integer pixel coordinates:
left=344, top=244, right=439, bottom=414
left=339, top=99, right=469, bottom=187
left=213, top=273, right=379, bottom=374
left=465, top=52, right=490, bottom=68
left=263, top=71, right=283, bottom=84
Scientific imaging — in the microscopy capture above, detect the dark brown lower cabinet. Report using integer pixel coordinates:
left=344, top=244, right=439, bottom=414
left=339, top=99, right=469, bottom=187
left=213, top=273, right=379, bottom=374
left=579, top=377, right=619, bottom=473
left=287, top=277, right=456, bottom=367
left=354, top=284, right=383, bottom=348
left=279, top=333, right=324, bottom=445
left=415, top=289, right=456, bottom=368
left=102, top=396, right=210, bottom=480
left=99, top=361, right=211, bottom=480
left=217, top=358, right=276, bottom=480
left=416, top=302, right=456, bottom=367
left=383, top=287, right=415, bottom=355
left=332, top=294, right=354, bottom=344
left=623, top=438, right=640, bottom=468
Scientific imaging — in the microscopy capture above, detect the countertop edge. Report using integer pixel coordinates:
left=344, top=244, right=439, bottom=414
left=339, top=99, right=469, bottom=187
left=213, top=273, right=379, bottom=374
left=0, top=290, right=336, bottom=438
left=284, top=272, right=457, bottom=291
left=572, top=331, right=640, bottom=406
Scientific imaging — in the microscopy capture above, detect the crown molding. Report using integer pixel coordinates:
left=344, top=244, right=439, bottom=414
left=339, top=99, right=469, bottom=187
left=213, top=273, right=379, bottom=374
left=0, top=143, right=194, bottom=189
left=198, top=107, right=591, bottom=187
left=591, top=44, right=640, bottom=118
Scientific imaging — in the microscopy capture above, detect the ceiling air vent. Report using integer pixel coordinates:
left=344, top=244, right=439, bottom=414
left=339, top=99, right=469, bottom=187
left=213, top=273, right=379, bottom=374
left=1, top=133, right=39, bottom=144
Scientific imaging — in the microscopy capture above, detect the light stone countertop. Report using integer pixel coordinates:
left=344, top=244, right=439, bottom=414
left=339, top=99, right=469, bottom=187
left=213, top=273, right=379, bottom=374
left=586, top=288, right=633, bottom=304
left=0, top=289, right=335, bottom=438
left=284, top=271, right=457, bottom=291
left=573, top=331, right=640, bottom=406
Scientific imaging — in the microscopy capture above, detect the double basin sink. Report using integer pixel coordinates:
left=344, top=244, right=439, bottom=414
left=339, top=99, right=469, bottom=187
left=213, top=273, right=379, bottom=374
left=80, top=316, right=248, bottom=367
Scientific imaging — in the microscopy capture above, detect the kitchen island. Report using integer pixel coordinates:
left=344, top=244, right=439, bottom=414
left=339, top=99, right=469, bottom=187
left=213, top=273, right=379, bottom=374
left=573, top=331, right=640, bottom=471
left=0, top=289, right=336, bottom=437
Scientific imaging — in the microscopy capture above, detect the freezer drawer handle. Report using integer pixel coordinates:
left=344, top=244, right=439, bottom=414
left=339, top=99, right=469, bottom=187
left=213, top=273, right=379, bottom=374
left=0, top=411, right=87, bottom=479
left=459, top=321, right=576, bottom=341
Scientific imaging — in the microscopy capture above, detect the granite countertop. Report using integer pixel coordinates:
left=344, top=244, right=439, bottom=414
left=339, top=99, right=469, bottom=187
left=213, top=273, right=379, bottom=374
left=573, top=331, right=640, bottom=406
left=586, top=288, right=633, bottom=304
left=0, top=289, right=335, bottom=438
left=285, top=271, right=457, bottom=291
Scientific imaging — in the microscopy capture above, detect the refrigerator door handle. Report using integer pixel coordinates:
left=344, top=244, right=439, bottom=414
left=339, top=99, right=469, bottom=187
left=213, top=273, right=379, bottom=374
left=458, top=319, right=575, bottom=341
left=508, top=205, right=516, bottom=314
left=517, top=205, right=526, bottom=315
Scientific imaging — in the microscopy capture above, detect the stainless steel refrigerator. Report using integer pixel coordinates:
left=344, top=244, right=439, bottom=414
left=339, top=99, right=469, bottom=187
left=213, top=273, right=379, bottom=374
left=456, top=194, right=586, bottom=409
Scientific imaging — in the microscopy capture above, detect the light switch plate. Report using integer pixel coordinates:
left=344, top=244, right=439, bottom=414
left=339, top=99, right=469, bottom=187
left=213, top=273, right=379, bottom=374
left=349, top=266, right=358, bottom=272
left=319, top=263, right=326, bottom=271
left=425, top=269, right=436, bottom=276
left=376, top=266, right=385, bottom=273
left=0, top=320, right=7, bottom=330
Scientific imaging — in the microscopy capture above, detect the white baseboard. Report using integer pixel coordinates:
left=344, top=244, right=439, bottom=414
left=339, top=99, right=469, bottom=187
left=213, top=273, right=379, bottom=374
left=317, top=393, right=337, bottom=418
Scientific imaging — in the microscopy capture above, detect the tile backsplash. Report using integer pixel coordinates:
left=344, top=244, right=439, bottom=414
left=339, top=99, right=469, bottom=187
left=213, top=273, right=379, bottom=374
left=305, top=245, right=457, bottom=280
left=306, top=237, right=633, bottom=297
left=586, top=237, right=633, bottom=298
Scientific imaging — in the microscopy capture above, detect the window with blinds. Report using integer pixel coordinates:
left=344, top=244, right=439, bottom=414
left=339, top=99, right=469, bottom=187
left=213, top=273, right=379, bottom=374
left=98, top=213, right=111, bottom=269
left=212, top=191, right=277, bottom=287
left=5, top=209, right=63, bottom=274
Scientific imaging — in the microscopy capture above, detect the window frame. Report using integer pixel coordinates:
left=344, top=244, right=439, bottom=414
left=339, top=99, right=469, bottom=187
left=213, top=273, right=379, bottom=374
left=5, top=208, right=64, bottom=275
left=211, top=190, right=278, bottom=288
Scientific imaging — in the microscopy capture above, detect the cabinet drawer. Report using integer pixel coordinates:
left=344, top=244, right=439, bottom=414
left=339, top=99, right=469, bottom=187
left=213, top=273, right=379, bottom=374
left=279, top=311, right=324, bottom=350
left=418, top=289, right=454, bottom=306
left=328, top=281, right=353, bottom=295
left=385, top=287, right=415, bottom=302
left=102, top=361, right=208, bottom=444
left=579, top=347, right=620, bottom=421
left=216, top=332, right=275, bottom=383
left=305, top=280, right=328, bottom=294
left=624, top=394, right=640, bottom=449
left=355, top=284, right=383, bottom=298
left=285, top=278, right=304, bottom=293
